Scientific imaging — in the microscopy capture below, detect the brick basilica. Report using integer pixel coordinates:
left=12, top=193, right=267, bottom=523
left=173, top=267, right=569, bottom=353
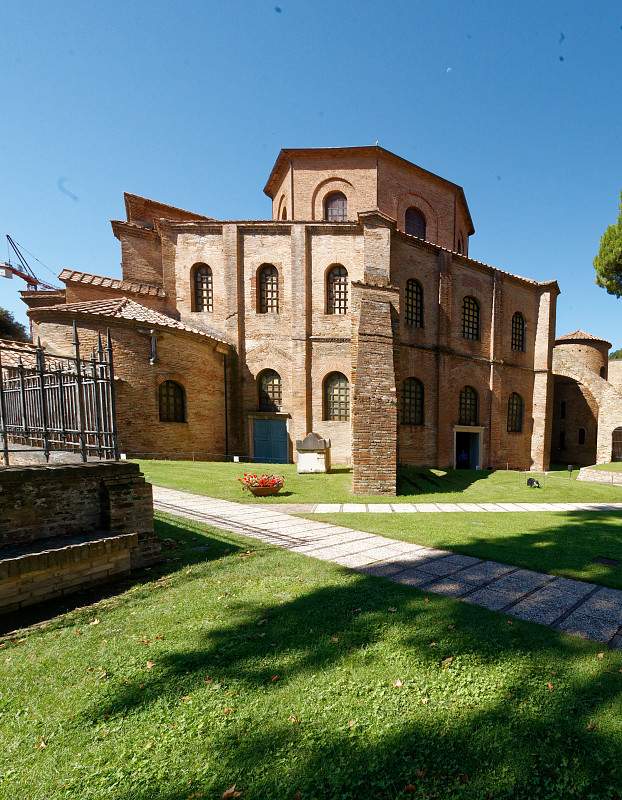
left=22, top=146, right=563, bottom=494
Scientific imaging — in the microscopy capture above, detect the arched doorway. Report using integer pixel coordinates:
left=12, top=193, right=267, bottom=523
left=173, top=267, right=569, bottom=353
left=613, top=427, right=622, bottom=462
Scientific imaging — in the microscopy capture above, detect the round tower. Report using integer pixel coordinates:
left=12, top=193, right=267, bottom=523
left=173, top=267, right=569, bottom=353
left=553, top=330, right=612, bottom=381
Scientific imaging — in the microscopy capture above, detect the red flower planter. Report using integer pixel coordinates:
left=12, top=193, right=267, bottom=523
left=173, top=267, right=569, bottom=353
left=248, top=486, right=282, bottom=497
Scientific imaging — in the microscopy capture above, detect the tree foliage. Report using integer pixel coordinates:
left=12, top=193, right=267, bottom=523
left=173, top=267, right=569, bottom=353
left=610, top=348, right=622, bottom=361
left=594, top=191, right=622, bottom=297
left=0, top=307, right=28, bottom=341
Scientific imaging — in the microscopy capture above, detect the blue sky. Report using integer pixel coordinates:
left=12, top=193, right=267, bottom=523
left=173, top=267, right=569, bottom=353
left=1, top=0, right=621, bottom=347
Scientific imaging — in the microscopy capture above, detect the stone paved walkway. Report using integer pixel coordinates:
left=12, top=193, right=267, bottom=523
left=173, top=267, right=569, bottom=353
left=274, top=501, right=622, bottom=514
left=153, top=486, right=622, bottom=648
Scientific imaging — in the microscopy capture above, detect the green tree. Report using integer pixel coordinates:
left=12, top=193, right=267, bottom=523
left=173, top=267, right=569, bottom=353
left=0, top=307, right=28, bottom=341
left=594, top=191, right=622, bottom=297
left=610, top=348, right=622, bottom=360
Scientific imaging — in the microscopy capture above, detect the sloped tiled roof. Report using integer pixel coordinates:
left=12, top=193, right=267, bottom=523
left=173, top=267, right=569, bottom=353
left=30, top=298, right=230, bottom=348
left=59, top=269, right=166, bottom=298
left=556, top=329, right=612, bottom=346
left=0, top=338, right=38, bottom=368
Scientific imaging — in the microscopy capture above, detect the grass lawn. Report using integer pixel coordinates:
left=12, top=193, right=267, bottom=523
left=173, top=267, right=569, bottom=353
left=3, top=513, right=622, bottom=800
left=309, top=511, right=622, bottom=591
left=136, top=460, right=622, bottom=505
left=594, top=462, right=622, bottom=472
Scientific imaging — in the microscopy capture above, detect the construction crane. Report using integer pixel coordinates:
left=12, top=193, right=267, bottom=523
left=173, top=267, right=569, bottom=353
left=0, top=235, right=59, bottom=291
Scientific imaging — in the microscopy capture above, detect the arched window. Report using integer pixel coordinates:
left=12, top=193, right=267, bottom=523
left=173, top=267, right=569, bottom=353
left=559, top=430, right=566, bottom=450
left=402, top=378, right=424, bottom=425
left=459, top=386, right=478, bottom=426
left=326, top=265, right=348, bottom=314
left=578, top=427, right=586, bottom=445
left=323, top=372, right=350, bottom=421
left=507, top=392, right=524, bottom=433
left=258, top=264, right=279, bottom=313
left=193, top=263, right=213, bottom=312
left=462, top=296, right=480, bottom=341
left=457, top=235, right=464, bottom=255
left=159, top=380, right=186, bottom=423
left=405, top=207, right=426, bottom=239
left=258, top=369, right=282, bottom=411
left=511, top=312, right=526, bottom=352
left=281, top=207, right=287, bottom=220
left=324, top=192, right=347, bottom=222
left=612, top=427, right=622, bottom=461
left=405, top=279, right=424, bottom=328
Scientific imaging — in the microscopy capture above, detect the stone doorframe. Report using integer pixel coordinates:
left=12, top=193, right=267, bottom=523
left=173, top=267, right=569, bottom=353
left=453, top=425, right=485, bottom=470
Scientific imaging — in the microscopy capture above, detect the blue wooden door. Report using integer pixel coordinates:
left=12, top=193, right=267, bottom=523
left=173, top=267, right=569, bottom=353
left=253, top=419, right=288, bottom=463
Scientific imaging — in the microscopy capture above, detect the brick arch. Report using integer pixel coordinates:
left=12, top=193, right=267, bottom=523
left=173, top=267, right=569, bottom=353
left=276, top=194, right=287, bottom=220
left=553, top=356, right=622, bottom=464
left=396, top=193, right=438, bottom=243
left=311, top=177, right=355, bottom=221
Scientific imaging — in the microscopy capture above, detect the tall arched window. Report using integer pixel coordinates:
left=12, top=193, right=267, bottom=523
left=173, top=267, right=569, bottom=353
left=326, top=265, right=348, bottom=314
left=462, top=296, right=480, bottom=340
left=405, top=207, right=426, bottom=239
left=457, top=235, right=464, bottom=255
left=281, top=207, right=287, bottom=220
left=324, top=192, right=347, bottom=222
left=507, top=392, right=523, bottom=433
left=159, top=380, right=186, bottom=423
left=193, top=263, right=213, bottom=312
left=402, top=378, right=424, bottom=425
left=258, top=369, right=282, bottom=411
left=459, top=386, right=478, bottom=426
left=405, top=279, right=424, bottom=327
left=511, top=312, right=526, bottom=352
left=612, top=427, right=622, bottom=461
left=258, top=264, right=279, bottom=313
left=578, top=427, right=586, bottom=445
left=323, top=372, right=350, bottom=421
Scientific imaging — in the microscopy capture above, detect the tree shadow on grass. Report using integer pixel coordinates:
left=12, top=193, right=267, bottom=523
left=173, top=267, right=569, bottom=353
left=80, top=529, right=622, bottom=799
left=425, top=510, right=622, bottom=589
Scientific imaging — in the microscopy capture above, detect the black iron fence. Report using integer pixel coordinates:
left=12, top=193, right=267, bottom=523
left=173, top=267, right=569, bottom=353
left=0, top=322, right=119, bottom=466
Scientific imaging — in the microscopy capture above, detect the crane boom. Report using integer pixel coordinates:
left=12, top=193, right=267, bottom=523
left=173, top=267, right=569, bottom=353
left=1, top=235, right=58, bottom=291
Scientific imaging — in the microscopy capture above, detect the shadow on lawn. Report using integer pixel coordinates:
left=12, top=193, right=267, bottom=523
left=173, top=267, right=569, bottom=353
left=428, top=510, right=622, bottom=588
left=397, top=467, right=495, bottom=497
left=84, top=521, right=622, bottom=800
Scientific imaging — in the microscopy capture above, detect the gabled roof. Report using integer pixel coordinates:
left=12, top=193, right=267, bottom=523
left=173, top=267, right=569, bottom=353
left=59, top=269, right=166, bottom=298
left=555, top=329, right=612, bottom=347
left=123, top=193, right=212, bottom=227
left=29, top=298, right=230, bottom=348
left=263, top=145, right=475, bottom=235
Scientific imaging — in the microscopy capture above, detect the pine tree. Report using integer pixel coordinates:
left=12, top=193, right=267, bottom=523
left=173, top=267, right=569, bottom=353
left=594, top=191, right=622, bottom=297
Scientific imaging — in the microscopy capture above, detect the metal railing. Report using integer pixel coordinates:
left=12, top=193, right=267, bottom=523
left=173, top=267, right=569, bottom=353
left=0, top=322, right=119, bottom=466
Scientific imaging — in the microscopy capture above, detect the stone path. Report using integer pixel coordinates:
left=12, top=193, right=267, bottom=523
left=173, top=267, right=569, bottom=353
left=153, top=486, right=622, bottom=647
left=274, top=501, right=622, bottom=514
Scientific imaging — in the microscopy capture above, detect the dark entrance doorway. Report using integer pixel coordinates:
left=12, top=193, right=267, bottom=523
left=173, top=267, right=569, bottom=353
left=252, top=418, right=288, bottom=464
left=613, top=427, right=622, bottom=462
left=455, top=431, right=480, bottom=469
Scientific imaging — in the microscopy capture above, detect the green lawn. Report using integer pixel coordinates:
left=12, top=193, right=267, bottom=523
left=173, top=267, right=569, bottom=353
left=310, top=511, right=622, bottom=590
left=3, top=513, right=622, bottom=800
left=136, top=460, right=622, bottom=505
left=594, top=462, right=622, bottom=472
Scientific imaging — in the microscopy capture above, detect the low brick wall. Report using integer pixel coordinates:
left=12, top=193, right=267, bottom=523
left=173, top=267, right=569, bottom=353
left=0, top=533, right=139, bottom=613
left=577, top=467, right=622, bottom=486
left=0, top=462, right=161, bottom=613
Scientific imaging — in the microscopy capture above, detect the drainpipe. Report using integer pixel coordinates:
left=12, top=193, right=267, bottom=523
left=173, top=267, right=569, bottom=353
left=223, top=352, right=229, bottom=459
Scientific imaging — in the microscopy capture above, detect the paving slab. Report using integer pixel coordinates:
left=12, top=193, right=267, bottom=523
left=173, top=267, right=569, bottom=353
left=153, top=486, right=622, bottom=646
left=557, top=612, right=621, bottom=643
left=391, top=504, right=417, bottom=512
left=315, top=504, right=341, bottom=513
left=367, top=504, right=395, bottom=512
left=342, top=504, right=367, bottom=512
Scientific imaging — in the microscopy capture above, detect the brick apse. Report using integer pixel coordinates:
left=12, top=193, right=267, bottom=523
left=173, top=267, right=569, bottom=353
left=22, top=146, right=561, bottom=494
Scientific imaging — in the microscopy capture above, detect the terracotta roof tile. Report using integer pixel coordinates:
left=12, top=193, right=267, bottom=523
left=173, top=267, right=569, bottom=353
left=30, top=298, right=230, bottom=348
left=556, top=329, right=612, bottom=346
left=59, top=269, right=166, bottom=298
